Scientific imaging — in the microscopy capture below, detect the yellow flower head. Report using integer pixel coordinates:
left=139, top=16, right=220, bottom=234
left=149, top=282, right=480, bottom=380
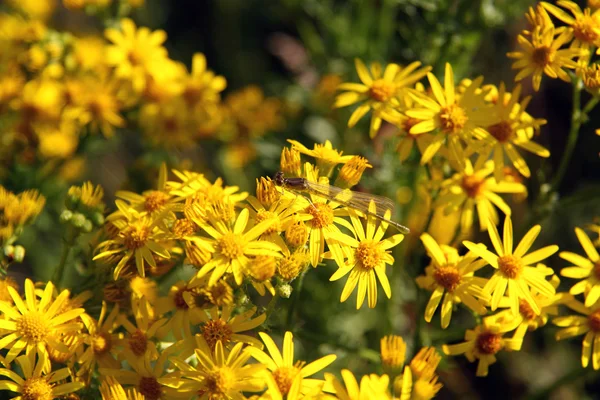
left=542, top=1, right=600, bottom=52
left=560, top=227, right=600, bottom=307
left=380, top=335, right=406, bottom=371
left=334, top=155, right=372, bottom=189
left=554, top=297, right=600, bottom=369
left=325, top=369, right=392, bottom=400
left=463, top=216, right=559, bottom=316
left=288, top=140, right=354, bottom=178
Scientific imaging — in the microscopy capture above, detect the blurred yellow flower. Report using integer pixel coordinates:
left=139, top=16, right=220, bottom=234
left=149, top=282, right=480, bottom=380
left=542, top=1, right=600, bottom=53
left=324, top=369, right=392, bottom=400
left=560, top=227, right=600, bottom=307
left=554, top=297, right=600, bottom=369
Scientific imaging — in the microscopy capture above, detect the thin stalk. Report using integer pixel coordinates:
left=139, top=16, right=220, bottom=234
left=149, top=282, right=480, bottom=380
left=286, top=269, right=307, bottom=327
left=52, top=226, right=77, bottom=288
left=265, top=292, right=280, bottom=322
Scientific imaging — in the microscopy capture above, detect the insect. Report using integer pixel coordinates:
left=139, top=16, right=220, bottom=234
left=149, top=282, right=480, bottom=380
left=273, top=171, right=410, bottom=234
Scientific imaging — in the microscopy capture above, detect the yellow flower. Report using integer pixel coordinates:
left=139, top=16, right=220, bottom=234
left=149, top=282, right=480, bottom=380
left=327, top=203, right=404, bottom=309
left=94, top=204, right=172, bottom=279
left=198, top=305, right=266, bottom=349
left=334, top=58, right=431, bottom=138
left=287, top=140, right=354, bottom=178
left=0, top=351, right=84, bottom=398
left=395, top=348, right=443, bottom=400
left=334, top=155, right=372, bottom=189
left=155, top=281, right=207, bottom=340
left=553, top=297, right=600, bottom=369
left=0, top=279, right=84, bottom=365
left=416, top=234, right=490, bottom=328
left=68, top=181, right=104, bottom=210
left=223, top=85, right=284, bottom=139
left=380, top=335, right=406, bottom=371
left=542, top=1, right=600, bottom=53
left=247, top=331, right=336, bottom=398
left=406, top=63, right=497, bottom=168
left=191, top=207, right=282, bottom=286
left=435, top=160, right=526, bottom=232
left=182, top=52, right=226, bottom=107
left=78, top=302, right=121, bottom=377
left=560, top=227, right=600, bottom=307
left=2, top=187, right=45, bottom=227
left=477, top=83, right=549, bottom=181
left=463, top=216, right=558, bottom=315
left=164, top=337, right=266, bottom=398
left=114, top=164, right=174, bottom=216
left=105, top=18, right=170, bottom=92
left=507, top=24, right=581, bottom=91
left=442, top=321, right=523, bottom=377
left=117, top=297, right=167, bottom=363
left=324, top=369, right=392, bottom=400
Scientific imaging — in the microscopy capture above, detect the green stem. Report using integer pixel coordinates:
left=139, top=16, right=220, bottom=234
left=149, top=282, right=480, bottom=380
left=52, top=227, right=77, bottom=288
left=548, top=75, right=583, bottom=194
left=286, top=269, right=307, bottom=327
left=265, top=292, right=280, bottom=321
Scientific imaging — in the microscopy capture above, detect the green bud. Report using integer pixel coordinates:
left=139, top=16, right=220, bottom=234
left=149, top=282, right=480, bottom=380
left=90, top=212, right=105, bottom=227
left=277, top=283, right=293, bottom=298
left=82, top=220, right=93, bottom=233
left=71, top=213, right=86, bottom=228
left=60, top=210, right=73, bottom=223
left=12, top=246, right=25, bottom=262
left=65, top=194, right=79, bottom=211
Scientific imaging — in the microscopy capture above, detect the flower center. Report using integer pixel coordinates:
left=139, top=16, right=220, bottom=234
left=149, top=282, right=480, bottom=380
left=573, top=15, right=599, bottom=44
left=174, top=288, right=190, bottom=310
left=128, top=49, right=144, bottom=66
left=497, top=255, right=523, bottom=279
left=123, top=224, right=150, bottom=250
left=138, top=376, right=162, bottom=400
left=128, top=329, right=148, bottom=356
left=487, top=120, right=514, bottom=143
left=588, top=309, right=600, bottom=332
left=204, top=367, right=235, bottom=398
left=402, top=117, right=420, bottom=135
left=438, top=104, right=467, bottom=135
left=433, top=265, right=462, bottom=292
left=285, top=221, right=308, bottom=248
left=593, top=260, right=600, bottom=281
left=519, top=299, right=537, bottom=321
left=202, top=319, right=233, bottom=349
left=278, top=251, right=309, bottom=280
left=255, top=210, right=280, bottom=235
left=272, top=364, right=303, bottom=395
left=17, top=311, right=49, bottom=343
left=306, top=203, right=334, bottom=229
left=22, top=377, right=53, bottom=400
left=92, top=332, right=112, bottom=355
left=144, top=191, right=169, bottom=212
left=248, top=255, right=276, bottom=281
left=204, top=281, right=234, bottom=307
left=369, top=79, right=396, bottom=102
left=217, top=233, right=245, bottom=260
left=461, top=175, right=485, bottom=198
left=173, top=218, right=196, bottom=238
left=476, top=331, right=503, bottom=355
left=532, top=46, right=554, bottom=67
left=355, top=240, right=383, bottom=270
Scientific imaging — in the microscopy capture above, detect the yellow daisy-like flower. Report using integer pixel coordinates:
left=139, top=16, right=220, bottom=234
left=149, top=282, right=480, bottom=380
left=553, top=297, right=600, bottom=369
left=542, top=1, right=600, bottom=53
left=560, top=227, right=600, bottom=307
left=78, top=302, right=121, bottom=377
left=105, top=18, right=171, bottom=92
left=380, top=335, right=406, bottom=372
left=486, top=270, right=565, bottom=340
left=155, top=281, right=207, bottom=340
left=247, top=331, right=337, bottom=397
left=199, top=305, right=266, bottom=350
left=0, top=351, right=84, bottom=399
left=287, top=140, right=355, bottom=178
left=324, top=369, right=392, bottom=400
left=165, top=337, right=266, bottom=398
left=192, top=207, right=283, bottom=286
left=463, top=216, right=558, bottom=316
left=416, top=234, right=490, bottom=328
left=326, top=203, right=404, bottom=309
left=182, top=52, right=227, bottom=107
left=477, top=82, right=549, bottom=181
left=0, top=279, right=84, bottom=365
left=435, top=160, right=526, bottom=233
left=406, top=63, right=497, bottom=169
left=334, top=58, right=431, bottom=138
left=507, top=24, right=581, bottom=91
left=94, top=205, right=171, bottom=279
left=442, top=321, right=523, bottom=377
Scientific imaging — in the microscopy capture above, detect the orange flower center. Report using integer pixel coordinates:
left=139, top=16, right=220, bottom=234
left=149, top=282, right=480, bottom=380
left=487, top=120, right=514, bottom=143
left=476, top=331, right=503, bottom=355
left=217, top=233, right=245, bottom=260
left=306, top=203, right=334, bottom=229
left=461, top=174, right=485, bottom=198
left=439, top=104, right=467, bottom=135
left=519, top=299, right=537, bottom=321
left=355, top=240, right=383, bottom=270
left=128, top=49, right=143, bottom=66
left=532, top=46, right=554, bottom=67
left=202, top=319, right=233, bottom=349
left=123, top=225, right=150, bottom=250
left=573, top=15, right=600, bottom=44
left=588, top=309, right=600, bottom=332
left=498, top=255, right=523, bottom=279
left=433, top=265, right=462, bottom=292
left=22, top=377, right=53, bottom=400
left=144, top=191, right=169, bottom=212
left=593, top=260, right=600, bottom=281
left=203, top=367, right=235, bottom=397
left=173, top=218, right=196, bottom=238
left=402, top=117, right=420, bottom=136
left=129, top=329, right=148, bottom=356
left=174, top=288, right=190, bottom=310
left=139, top=376, right=162, bottom=400
left=369, top=79, right=396, bottom=102
left=92, top=332, right=112, bottom=355
left=272, top=364, right=303, bottom=395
